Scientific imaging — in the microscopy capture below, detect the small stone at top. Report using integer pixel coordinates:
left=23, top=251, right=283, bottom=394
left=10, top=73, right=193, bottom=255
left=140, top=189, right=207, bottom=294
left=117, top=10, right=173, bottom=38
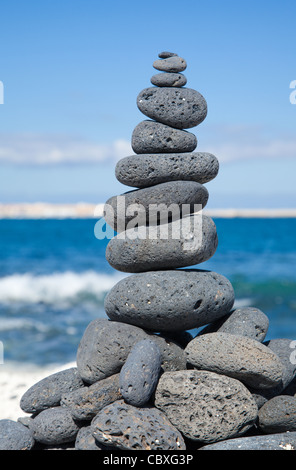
left=158, top=51, right=178, bottom=58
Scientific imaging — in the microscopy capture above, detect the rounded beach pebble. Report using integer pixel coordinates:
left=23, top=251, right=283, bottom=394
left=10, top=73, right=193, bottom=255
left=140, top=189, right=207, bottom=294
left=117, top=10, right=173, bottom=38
left=0, top=419, right=34, bottom=450
left=154, top=370, right=258, bottom=444
left=20, top=367, right=84, bottom=414
left=75, top=426, right=108, bottom=450
left=104, top=180, right=209, bottom=232
left=137, top=87, right=207, bottom=129
left=105, top=270, right=235, bottom=332
left=119, top=339, right=162, bottom=406
left=258, top=395, right=296, bottom=433
left=185, top=332, right=284, bottom=389
left=105, top=214, right=218, bottom=273
left=31, top=406, right=80, bottom=445
left=199, top=432, right=296, bottom=450
left=153, top=56, right=187, bottom=73
left=91, top=399, right=186, bottom=450
left=115, top=152, right=219, bottom=188
left=151, top=72, right=187, bottom=87
left=132, top=120, right=197, bottom=154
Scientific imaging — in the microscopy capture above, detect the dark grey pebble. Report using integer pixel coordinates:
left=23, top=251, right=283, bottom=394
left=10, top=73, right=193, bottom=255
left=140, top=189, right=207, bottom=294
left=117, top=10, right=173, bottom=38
left=131, top=120, right=197, bottom=154
left=185, top=332, right=284, bottom=389
left=151, top=72, right=187, bottom=87
left=155, top=370, right=258, bottom=444
left=158, top=51, right=178, bottom=58
left=197, top=307, right=269, bottom=342
left=61, top=374, right=121, bottom=421
left=153, top=56, right=187, bottom=73
left=20, top=367, right=84, bottom=414
left=0, top=419, right=34, bottom=450
left=199, top=432, right=296, bottom=450
left=115, top=152, right=219, bottom=188
left=258, top=395, right=296, bottom=433
left=105, top=270, right=234, bottom=332
left=105, top=214, right=218, bottom=273
left=75, top=426, right=109, bottom=450
left=137, top=87, right=207, bottom=129
left=91, top=400, right=186, bottom=450
left=30, top=406, right=80, bottom=446
left=120, top=339, right=162, bottom=406
left=104, top=180, right=208, bottom=232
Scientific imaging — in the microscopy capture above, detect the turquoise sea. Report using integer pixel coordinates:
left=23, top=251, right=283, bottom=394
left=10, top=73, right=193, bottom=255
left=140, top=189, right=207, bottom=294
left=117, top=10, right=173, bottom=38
left=0, top=217, right=295, bottom=367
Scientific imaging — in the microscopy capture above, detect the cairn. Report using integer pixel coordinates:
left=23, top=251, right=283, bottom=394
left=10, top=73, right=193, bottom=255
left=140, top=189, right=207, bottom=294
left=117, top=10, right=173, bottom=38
left=1, top=52, right=296, bottom=451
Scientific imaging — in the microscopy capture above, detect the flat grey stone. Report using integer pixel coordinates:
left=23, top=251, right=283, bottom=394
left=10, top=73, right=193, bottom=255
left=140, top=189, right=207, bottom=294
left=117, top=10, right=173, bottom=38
left=153, top=56, right=187, bottom=72
left=137, top=87, right=207, bottom=129
left=158, top=51, right=178, bottom=58
left=120, top=339, right=162, bottom=406
left=132, top=120, right=197, bottom=154
left=185, top=332, right=284, bottom=389
left=31, top=406, right=80, bottom=446
left=91, top=400, right=186, bottom=450
left=105, top=214, right=218, bottom=273
left=258, top=395, right=296, bottom=433
left=105, top=270, right=235, bottom=332
left=155, top=370, right=258, bottom=444
left=75, top=426, right=109, bottom=450
left=199, top=432, right=296, bottom=450
left=20, top=367, right=84, bottom=414
left=197, top=307, right=269, bottom=342
left=61, top=374, right=121, bottom=420
left=115, top=152, right=219, bottom=188
left=0, top=419, right=34, bottom=450
left=104, top=180, right=209, bottom=232
left=151, top=72, right=187, bottom=87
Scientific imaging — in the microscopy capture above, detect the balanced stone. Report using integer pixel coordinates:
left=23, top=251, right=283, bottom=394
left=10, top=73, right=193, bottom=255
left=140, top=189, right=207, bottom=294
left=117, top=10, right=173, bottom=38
left=105, top=270, right=235, bottom=332
left=115, top=152, right=219, bottom=188
left=132, top=120, right=197, bottom=154
left=158, top=51, right=178, bottom=58
left=151, top=72, right=187, bottom=87
left=119, top=339, right=162, bottom=406
left=20, top=367, right=84, bottom=414
left=199, top=432, right=296, bottom=450
left=31, top=406, right=80, bottom=446
left=185, top=332, right=284, bottom=389
left=0, top=419, right=34, bottom=450
left=137, top=87, right=207, bottom=129
left=155, top=370, right=258, bottom=444
left=91, top=400, right=186, bottom=450
left=153, top=56, right=187, bottom=72
left=105, top=214, right=218, bottom=273
left=258, top=395, right=296, bottom=433
left=61, top=374, right=121, bottom=421
left=104, top=180, right=209, bottom=232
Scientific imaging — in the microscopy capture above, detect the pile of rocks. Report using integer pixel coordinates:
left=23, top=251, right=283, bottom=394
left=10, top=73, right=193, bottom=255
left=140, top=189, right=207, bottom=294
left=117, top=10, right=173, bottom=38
left=1, top=52, right=296, bottom=451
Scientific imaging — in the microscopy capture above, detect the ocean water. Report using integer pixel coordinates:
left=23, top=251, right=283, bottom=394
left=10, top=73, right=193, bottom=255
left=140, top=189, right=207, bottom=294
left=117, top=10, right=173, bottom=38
left=0, top=217, right=295, bottom=368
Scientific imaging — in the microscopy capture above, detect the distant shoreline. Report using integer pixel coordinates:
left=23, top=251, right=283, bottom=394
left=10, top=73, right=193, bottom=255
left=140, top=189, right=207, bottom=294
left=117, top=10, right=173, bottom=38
left=0, top=203, right=296, bottom=219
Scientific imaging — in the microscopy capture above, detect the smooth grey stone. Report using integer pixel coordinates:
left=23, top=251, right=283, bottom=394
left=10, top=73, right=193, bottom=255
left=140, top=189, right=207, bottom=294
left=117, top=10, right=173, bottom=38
left=91, top=399, right=186, bottom=450
left=31, top=406, right=80, bottom=446
left=105, top=270, right=234, bottom=332
left=0, top=419, right=34, bottom=450
left=258, top=395, right=296, bottom=433
left=61, top=374, right=121, bottom=421
left=104, top=180, right=209, bottom=232
left=105, top=214, right=218, bottom=273
left=185, top=332, right=284, bottom=389
left=115, top=152, right=219, bottom=188
left=158, top=51, right=178, bottom=58
left=120, top=339, right=161, bottom=406
left=75, top=426, right=109, bottom=450
left=151, top=72, right=187, bottom=87
left=153, top=56, right=187, bottom=73
left=197, top=307, right=269, bottom=342
left=199, top=432, right=296, bottom=450
left=137, top=87, right=207, bottom=129
left=20, top=367, right=84, bottom=414
left=131, top=120, right=197, bottom=154
left=155, top=370, right=258, bottom=444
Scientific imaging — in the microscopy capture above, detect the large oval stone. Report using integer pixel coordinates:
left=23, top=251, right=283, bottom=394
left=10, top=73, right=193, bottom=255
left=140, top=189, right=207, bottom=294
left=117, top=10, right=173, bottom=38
left=132, top=120, right=197, bottom=154
left=115, top=152, right=219, bottom=188
left=185, top=332, right=284, bottom=389
left=151, top=72, right=187, bottom=87
left=137, top=87, right=207, bottom=129
left=31, top=407, right=80, bottom=446
left=104, top=270, right=234, bottom=332
left=0, top=419, right=34, bottom=450
left=105, top=214, right=218, bottom=273
left=154, top=370, right=258, bottom=444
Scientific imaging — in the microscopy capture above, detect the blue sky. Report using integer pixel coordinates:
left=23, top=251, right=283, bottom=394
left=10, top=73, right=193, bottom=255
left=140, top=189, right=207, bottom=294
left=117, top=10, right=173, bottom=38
left=0, top=0, right=295, bottom=208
